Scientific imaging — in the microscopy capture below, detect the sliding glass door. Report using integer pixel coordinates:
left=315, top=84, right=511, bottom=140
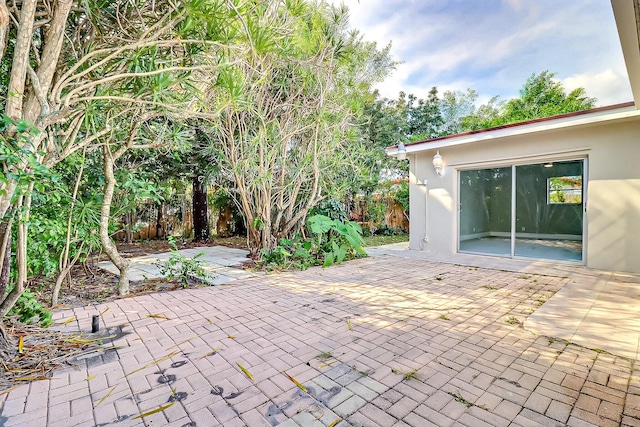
left=459, top=160, right=584, bottom=262
left=459, top=167, right=512, bottom=256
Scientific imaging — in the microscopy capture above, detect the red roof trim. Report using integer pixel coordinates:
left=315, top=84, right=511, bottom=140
left=389, top=101, right=635, bottom=149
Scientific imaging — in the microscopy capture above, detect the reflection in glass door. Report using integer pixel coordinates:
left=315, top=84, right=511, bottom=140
left=459, top=160, right=584, bottom=262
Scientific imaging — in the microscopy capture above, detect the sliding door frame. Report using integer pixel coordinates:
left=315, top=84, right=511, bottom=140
left=457, top=157, right=587, bottom=263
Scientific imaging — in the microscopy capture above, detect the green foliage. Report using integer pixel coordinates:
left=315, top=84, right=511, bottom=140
left=26, top=153, right=102, bottom=278
left=310, top=199, right=348, bottom=223
left=393, top=181, right=409, bottom=213
left=461, top=71, right=596, bottom=131
left=8, top=290, right=52, bottom=327
left=260, top=214, right=367, bottom=270
left=0, top=116, right=45, bottom=200
left=154, top=237, right=214, bottom=287
left=504, top=316, right=521, bottom=325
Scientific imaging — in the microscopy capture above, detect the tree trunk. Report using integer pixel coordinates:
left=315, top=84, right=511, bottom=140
left=0, top=188, right=32, bottom=319
left=5, top=0, right=37, bottom=120
left=156, top=202, right=165, bottom=239
left=0, top=0, right=9, bottom=64
left=99, top=146, right=131, bottom=296
left=192, top=174, right=209, bottom=242
left=23, top=0, right=73, bottom=122
left=0, top=221, right=12, bottom=303
left=124, top=212, right=134, bottom=243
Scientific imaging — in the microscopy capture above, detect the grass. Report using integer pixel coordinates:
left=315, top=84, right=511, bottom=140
left=392, top=368, right=419, bottom=381
left=439, top=314, right=450, bottom=321
left=316, top=352, right=333, bottom=360
left=354, top=367, right=371, bottom=377
left=505, top=316, right=521, bottom=325
left=482, top=285, right=497, bottom=290
left=363, top=234, right=409, bottom=247
left=452, top=392, right=474, bottom=407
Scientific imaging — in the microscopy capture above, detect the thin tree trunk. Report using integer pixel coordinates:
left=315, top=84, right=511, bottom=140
left=5, top=0, right=37, bottom=119
left=156, top=202, right=165, bottom=238
left=99, top=146, right=130, bottom=296
left=52, top=152, right=85, bottom=305
left=0, top=185, right=32, bottom=319
left=23, top=0, right=73, bottom=122
left=0, top=219, right=12, bottom=303
left=0, top=0, right=9, bottom=64
left=192, top=174, right=209, bottom=242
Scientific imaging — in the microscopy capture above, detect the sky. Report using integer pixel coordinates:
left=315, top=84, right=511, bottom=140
left=330, top=0, right=633, bottom=107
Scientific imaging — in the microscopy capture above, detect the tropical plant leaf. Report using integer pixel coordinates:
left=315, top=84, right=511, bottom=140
left=308, top=214, right=334, bottom=235
left=323, top=251, right=335, bottom=267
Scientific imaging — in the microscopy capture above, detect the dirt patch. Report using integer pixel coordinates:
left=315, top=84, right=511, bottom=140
left=31, top=238, right=251, bottom=310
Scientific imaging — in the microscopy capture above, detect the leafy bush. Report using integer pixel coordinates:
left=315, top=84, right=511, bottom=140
left=261, top=237, right=314, bottom=271
left=309, top=199, right=348, bottom=223
left=8, top=290, right=52, bottom=327
left=260, top=214, right=367, bottom=270
left=307, top=214, right=366, bottom=267
left=154, top=237, right=214, bottom=286
left=394, top=181, right=410, bottom=213
left=375, top=225, right=405, bottom=236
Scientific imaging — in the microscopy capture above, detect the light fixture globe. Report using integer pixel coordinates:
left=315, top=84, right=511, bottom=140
left=396, top=141, right=407, bottom=160
left=433, top=150, right=444, bottom=176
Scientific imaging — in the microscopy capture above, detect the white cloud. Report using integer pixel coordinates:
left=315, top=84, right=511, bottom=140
left=330, top=0, right=633, bottom=106
left=562, top=69, right=633, bottom=106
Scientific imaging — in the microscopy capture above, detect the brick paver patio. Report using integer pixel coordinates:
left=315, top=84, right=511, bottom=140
left=1, top=255, right=639, bottom=426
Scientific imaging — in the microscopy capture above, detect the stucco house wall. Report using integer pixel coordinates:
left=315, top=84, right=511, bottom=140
left=406, top=113, right=640, bottom=274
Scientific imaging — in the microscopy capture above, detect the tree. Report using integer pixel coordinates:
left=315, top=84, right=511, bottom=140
left=501, top=71, right=596, bottom=123
left=0, top=0, right=230, bottom=337
left=205, top=1, right=394, bottom=256
left=439, top=89, right=478, bottom=136
left=461, top=71, right=597, bottom=131
left=407, top=87, right=443, bottom=141
left=460, top=96, right=503, bottom=131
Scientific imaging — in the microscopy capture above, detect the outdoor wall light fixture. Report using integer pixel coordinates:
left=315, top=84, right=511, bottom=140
left=433, top=150, right=444, bottom=176
left=544, top=162, right=553, bottom=168
left=396, top=141, right=407, bottom=160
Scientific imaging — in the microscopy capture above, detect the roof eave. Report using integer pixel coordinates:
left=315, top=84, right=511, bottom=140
left=611, top=0, right=640, bottom=108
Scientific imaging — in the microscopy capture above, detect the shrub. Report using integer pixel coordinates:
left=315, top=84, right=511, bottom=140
left=154, top=237, right=215, bottom=286
left=309, top=199, right=348, bottom=223
left=8, top=290, right=52, bottom=327
left=260, top=214, right=367, bottom=270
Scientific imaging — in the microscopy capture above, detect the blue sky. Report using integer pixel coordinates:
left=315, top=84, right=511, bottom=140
left=332, top=0, right=633, bottom=106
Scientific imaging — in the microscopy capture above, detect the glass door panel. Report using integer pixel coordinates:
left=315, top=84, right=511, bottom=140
left=514, top=160, right=583, bottom=261
left=459, top=167, right=512, bottom=256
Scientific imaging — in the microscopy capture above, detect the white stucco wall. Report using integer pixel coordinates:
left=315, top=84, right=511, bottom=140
left=408, top=116, right=640, bottom=273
